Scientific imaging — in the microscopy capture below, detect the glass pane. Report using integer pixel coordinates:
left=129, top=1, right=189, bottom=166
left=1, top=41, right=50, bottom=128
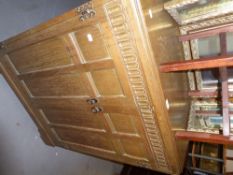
left=196, top=32, right=233, bottom=88
left=198, top=35, right=220, bottom=57
left=197, top=35, right=220, bottom=85
left=227, top=32, right=233, bottom=54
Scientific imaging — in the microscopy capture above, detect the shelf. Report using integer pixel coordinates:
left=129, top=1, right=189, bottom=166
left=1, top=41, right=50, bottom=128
left=159, top=56, right=233, bottom=73
left=175, top=131, right=233, bottom=145
left=190, top=167, right=223, bottom=175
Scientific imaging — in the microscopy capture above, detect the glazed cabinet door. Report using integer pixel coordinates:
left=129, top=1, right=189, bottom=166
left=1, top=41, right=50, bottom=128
left=0, top=0, right=175, bottom=174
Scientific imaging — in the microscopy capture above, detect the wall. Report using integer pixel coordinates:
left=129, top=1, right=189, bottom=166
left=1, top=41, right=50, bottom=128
left=0, top=0, right=122, bottom=175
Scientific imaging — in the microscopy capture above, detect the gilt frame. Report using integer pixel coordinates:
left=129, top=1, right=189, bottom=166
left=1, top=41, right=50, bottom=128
left=164, top=0, right=233, bottom=25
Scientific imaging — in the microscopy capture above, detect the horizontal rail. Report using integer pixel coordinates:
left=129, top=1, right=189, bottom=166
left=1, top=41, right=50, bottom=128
left=190, top=167, right=223, bottom=175
left=188, top=153, right=224, bottom=162
left=160, top=56, right=233, bottom=73
left=175, top=131, right=233, bottom=145
left=179, top=25, right=233, bottom=41
left=227, top=157, right=233, bottom=161
left=189, top=90, right=233, bottom=98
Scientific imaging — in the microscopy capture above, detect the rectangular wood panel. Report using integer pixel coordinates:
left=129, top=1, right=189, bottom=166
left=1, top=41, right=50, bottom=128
left=105, top=113, right=139, bottom=134
left=23, top=72, right=93, bottom=97
left=9, top=37, right=73, bottom=74
left=74, top=25, right=110, bottom=62
left=121, top=139, right=149, bottom=159
left=54, top=127, right=114, bottom=151
left=42, top=109, right=106, bottom=130
left=91, top=69, right=124, bottom=96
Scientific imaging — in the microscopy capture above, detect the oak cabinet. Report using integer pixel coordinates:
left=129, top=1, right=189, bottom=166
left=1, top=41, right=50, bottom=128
left=0, top=0, right=189, bottom=174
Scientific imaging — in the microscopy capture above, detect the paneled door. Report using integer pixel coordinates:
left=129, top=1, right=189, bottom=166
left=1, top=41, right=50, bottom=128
left=0, top=0, right=172, bottom=173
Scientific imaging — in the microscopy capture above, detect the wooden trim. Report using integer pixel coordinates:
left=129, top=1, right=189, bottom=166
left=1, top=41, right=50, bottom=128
left=175, top=131, right=233, bottom=145
left=189, top=90, right=233, bottom=98
left=190, top=167, right=223, bottom=175
left=160, top=56, right=233, bottom=73
left=188, top=153, right=224, bottom=162
left=108, top=0, right=177, bottom=172
left=179, top=25, right=233, bottom=41
left=226, top=157, right=233, bottom=161
left=189, top=90, right=219, bottom=97
left=18, top=59, right=114, bottom=80
left=219, top=33, right=230, bottom=136
left=220, top=33, right=227, bottom=56
left=128, top=0, right=183, bottom=173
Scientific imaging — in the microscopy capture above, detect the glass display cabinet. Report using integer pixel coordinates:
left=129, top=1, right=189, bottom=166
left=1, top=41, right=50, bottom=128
left=164, top=0, right=233, bottom=138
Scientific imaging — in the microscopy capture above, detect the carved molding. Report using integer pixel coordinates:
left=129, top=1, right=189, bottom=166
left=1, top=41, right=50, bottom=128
left=76, top=2, right=96, bottom=21
left=190, top=39, right=203, bottom=90
left=181, top=14, right=233, bottom=32
left=104, top=0, right=168, bottom=169
left=165, top=0, right=233, bottom=25
left=164, top=0, right=198, bottom=25
left=180, top=39, right=196, bottom=90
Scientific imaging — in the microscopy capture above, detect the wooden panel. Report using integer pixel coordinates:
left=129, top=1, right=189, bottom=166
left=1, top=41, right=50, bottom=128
left=121, top=139, right=149, bottom=160
left=42, top=109, right=106, bottom=130
left=55, top=127, right=114, bottom=151
left=74, top=25, right=109, bottom=62
left=0, top=56, right=57, bottom=146
left=91, top=69, right=123, bottom=96
left=32, top=98, right=92, bottom=111
left=18, top=59, right=115, bottom=80
left=105, top=113, right=138, bottom=134
left=9, top=37, right=73, bottom=74
left=23, top=72, right=93, bottom=97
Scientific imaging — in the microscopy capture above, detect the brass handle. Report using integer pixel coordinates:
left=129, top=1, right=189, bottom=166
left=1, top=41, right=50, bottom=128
left=86, top=98, right=98, bottom=105
left=91, top=106, right=102, bottom=113
left=76, top=2, right=96, bottom=22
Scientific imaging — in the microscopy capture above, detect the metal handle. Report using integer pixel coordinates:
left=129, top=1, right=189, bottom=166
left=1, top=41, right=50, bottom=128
left=86, top=98, right=98, bottom=105
left=76, top=2, right=96, bottom=22
left=91, top=106, right=102, bottom=113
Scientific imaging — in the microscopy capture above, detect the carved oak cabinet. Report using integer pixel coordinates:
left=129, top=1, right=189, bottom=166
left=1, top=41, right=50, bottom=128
left=0, top=0, right=189, bottom=174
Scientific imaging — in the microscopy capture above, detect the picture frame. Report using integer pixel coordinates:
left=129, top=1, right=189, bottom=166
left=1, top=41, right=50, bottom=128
left=164, top=0, right=233, bottom=25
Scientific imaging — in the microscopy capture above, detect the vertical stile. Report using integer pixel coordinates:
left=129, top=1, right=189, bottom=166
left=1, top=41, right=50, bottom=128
left=219, top=33, right=230, bottom=136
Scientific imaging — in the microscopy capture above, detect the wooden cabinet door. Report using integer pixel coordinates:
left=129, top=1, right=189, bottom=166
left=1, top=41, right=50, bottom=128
left=0, top=0, right=172, bottom=173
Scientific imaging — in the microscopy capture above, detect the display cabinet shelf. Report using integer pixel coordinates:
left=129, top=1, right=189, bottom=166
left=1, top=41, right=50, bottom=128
left=160, top=56, right=233, bottom=73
